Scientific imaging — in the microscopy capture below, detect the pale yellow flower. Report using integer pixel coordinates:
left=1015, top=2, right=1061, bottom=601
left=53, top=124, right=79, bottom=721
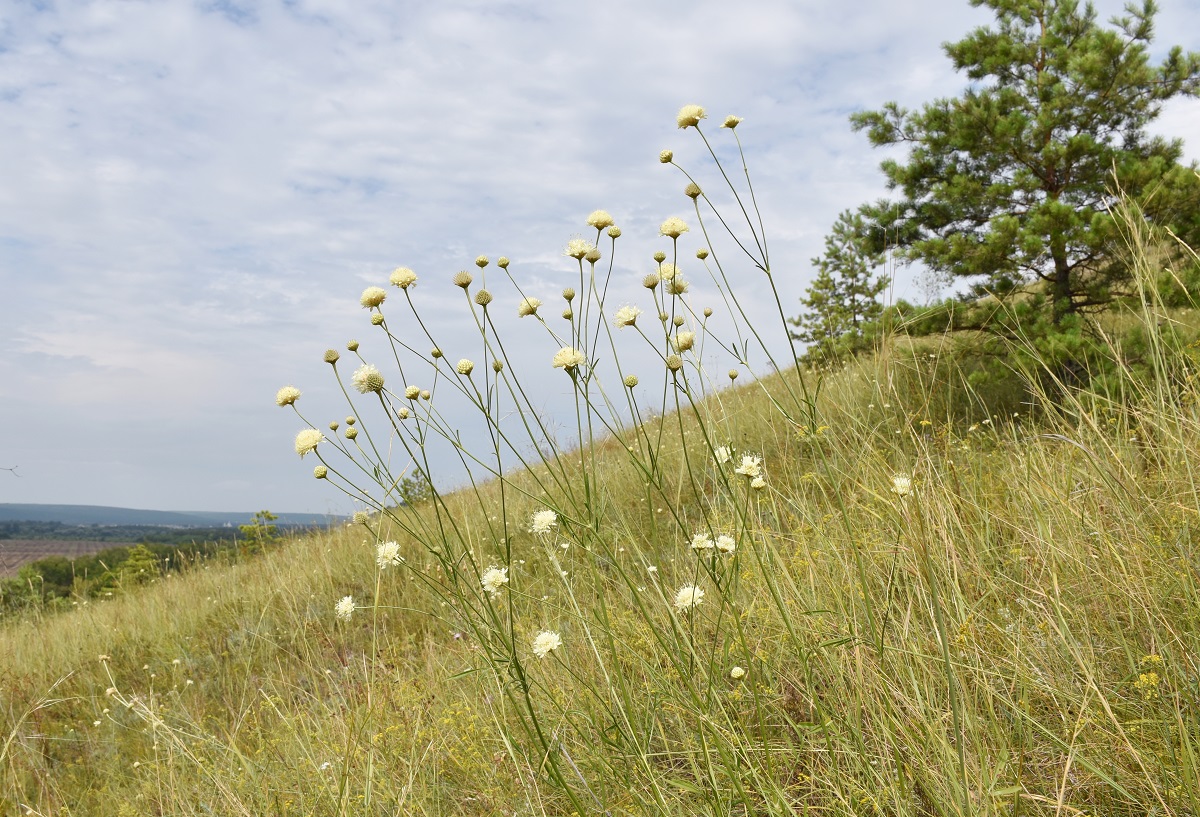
left=360, top=286, right=387, bottom=308
left=481, top=566, right=509, bottom=597
left=715, top=535, right=736, bottom=554
left=673, top=584, right=704, bottom=612
left=275, top=386, right=301, bottom=407
left=660, top=217, right=689, bottom=238
left=294, top=429, right=324, bottom=458
left=721, top=115, right=743, bottom=129
left=456, top=359, right=475, bottom=376
left=586, top=210, right=614, bottom=229
left=532, top=630, right=562, bottom=659
left=690, top=533, right=714, bottom=551
left=518, top=297, right=542, bottom=317
left=659, top=149, right=674, bottom=163
left=552, top=347, right=585, bottom=371
left=613, top=305, right=642, bottom=328
left=335, top=596, right=355, bottom=621
left=676, top=104, right=706, bottom=129
left=351, top=364, right=385, bottom=394
left=565, top=238, right=594, bottom=260
left=672, top=331, right=695, bottom=352
left=530, top=509, right=558, bottom=536
left=376, top=541, right=404, bottom=569
left=730, top=665, right=746, bottom=679
left=390, top=267, right=417, bottom=288
left=734, top=455, right=762, bottom=478
left=891, top=474, right=913, bottom=497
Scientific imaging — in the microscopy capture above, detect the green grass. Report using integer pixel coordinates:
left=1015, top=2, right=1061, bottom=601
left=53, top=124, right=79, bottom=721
left=4, top=121, right=1200, bottom=817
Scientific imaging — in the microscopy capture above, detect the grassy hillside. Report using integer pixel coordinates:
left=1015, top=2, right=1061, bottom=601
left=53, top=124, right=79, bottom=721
left=4, top=130, right=1200, bottom=816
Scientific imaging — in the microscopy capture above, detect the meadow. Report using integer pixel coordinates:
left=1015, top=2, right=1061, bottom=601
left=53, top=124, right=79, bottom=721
left=2, top=107, right=1199, bottom=816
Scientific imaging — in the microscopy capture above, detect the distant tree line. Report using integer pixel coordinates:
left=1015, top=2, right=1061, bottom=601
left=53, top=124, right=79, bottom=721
left=0, top=511, right=318, bottom=616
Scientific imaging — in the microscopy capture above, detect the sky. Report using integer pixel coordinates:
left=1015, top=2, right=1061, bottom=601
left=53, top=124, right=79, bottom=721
left=1, top=0, right=1198, bottom=516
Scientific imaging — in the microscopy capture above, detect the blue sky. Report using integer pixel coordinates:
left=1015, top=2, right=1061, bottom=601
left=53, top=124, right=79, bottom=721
left=1, top=0, right=1197, bottom=515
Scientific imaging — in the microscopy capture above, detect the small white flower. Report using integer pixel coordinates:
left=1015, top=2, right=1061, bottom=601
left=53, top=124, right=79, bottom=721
left=530, top=509, right=558, bottom=536
left=376, top=540, right=404, bottom=569
left=351, top=363, right=385, bottom=394
left=715, top=535, right=736, bottom=554
left=750, top=476, right=767, bottom=491
left=673, top=584, right=704, bottom=612
left=390, top=267, right=417, bottom=288
left=714, top=445, right=732, bottom=464
left=690, top=533, right=715, bottom=551
left=552, top=347, right=586, bottom=371
left=672, top=331, right=696, bottom=352
left=294, top=429, right=324, bottom=458
left=360, top=286, right=387, bottom=309
left=335, top=596, right=355, bottom=621
left=456, top=358, right=475, bottom=376
left=734, top=455, right=762, bottom=478
left=564, top=238, right=594, bottom=260
left=891, top=474, right=913, bottom=497
left=660, top=216, right=690, bottom=239
left=586, top=209, right=614, bottom=229
left=481, top=566, right=509, bottom=597
left=730, top=665, right=746, bottom=679
left=518, top=297, right=542, bottom=317
left=532, top=630, right=562, bottom=659
left=676, top=104, right=706, bottom=129
left=275, top=385, right=301, bottom=407
left=613, top=305, right=642, bottom=328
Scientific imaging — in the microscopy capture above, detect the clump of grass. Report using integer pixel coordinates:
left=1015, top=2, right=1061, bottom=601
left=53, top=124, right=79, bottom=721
left=4, top=106, right=1200, bottom=817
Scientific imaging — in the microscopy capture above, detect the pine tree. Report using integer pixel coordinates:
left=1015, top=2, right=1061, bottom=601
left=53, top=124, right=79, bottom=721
left=792, top=210, right=890, bottom=360
left=848, top=0, right=1200, bottom=329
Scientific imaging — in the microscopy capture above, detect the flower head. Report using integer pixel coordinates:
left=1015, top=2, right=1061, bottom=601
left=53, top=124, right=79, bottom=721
left=565, top=237, right=594, bottom=260
left=352, top=364, right=385, bottom=394
left=607, top=226, right=621, bottom=239
left=684, top=182, right=702, bottom=199
left=722, top=115, right=743, bottom=129
left=295, top=429, right=324, bottom=458
left=658, top=262, right=679, bottom=281
left=613, top=305, right=642, bottom=328
left=475, top=255, right=489, bottom=268
left=676, top=105, right=706, bottom=129
left=673, top=584, right=704, bottom=612
left=360, top=287, right=387, bottom=309
left=584, top=246, right=602, bottom=264
left=314, top=465, right=328, bottom=479
left=734, top=455, right=762, bottom=478
left=730, top=665, right=746, bottom=679
left=335, top=596, right=355, bottom=621
left=586, top=210, right=614, bottom=230
left=518, top=297, right=542, bottom=317
left=891, top=474, right=913, bottom=497
left=690, top=533, right=715, bottom=551
left=552, top=347, right=586, bottom=372
left=481, top=566, right=509, bottom=597
left=714, top=445, right=732, bottom=464
left=715, top=535, right=736, bottom=554
left=405, top=385, right=420, bottom=399
left=376, top=540, right=404, bottom=569
left=474, top=289, right=492, bottom=306
left=672, top=331, right=696, bottom=352
left=666, top=354, right=683, bottom=372
left=453, top=270, right=473, bottom=289
left=750, top=476, right=767, bottom=491
left=660, top=217, right=690, bottom=239
left=390, top=267, right=417, bottom=288
left=532, top=630, right=562, bottom=659
left=624, top=374, right=639, bottom=388
left=352, top=510, right=370, bottom=525
left=456, top=358, right=475, bottom=376
left=275, top=386, right=301, bottom=407
left=530, top=509, right=558, bottom=536
left=659, top=149, right=674, bottom=163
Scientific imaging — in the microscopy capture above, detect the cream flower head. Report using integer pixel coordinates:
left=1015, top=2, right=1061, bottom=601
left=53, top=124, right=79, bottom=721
left=552, top=347, right=585, bottom=371
left=715, top=535, right=736, bottom=554
left=532, top=630, right=562, bottom=659
left=335, top=596, right=355, bottom=621
left=613, top=305, right=642, bottom=328
left=659, top=149, right=674, bottom=163
left=673, top=584, right=704, bottom=612
left=672, top=331, right=696, bottom=353
left=722, top=115, right=743, bottom=129
left=390, top=267, right=417, bottom=288
left=690, top=533, right=714, bottom=551
left=481, top=566, right=509, bottom=597
left=676, top=105, right=706, bottom=129
left=714, top=445, right=732, bottom=464
left=294, top=429, right=324, bottom=458
left=360, top=287, right=387, bottom=309
left=530, top=509, right=558, bottom=536
left=658, top=262, right=680, bottom=281
left=405, top=385, right=420, bottom=400
left=660, top=217, right=690, bottom=238
left=376, top=541, right=404, bottom=569
left=518, top=297, right=542, bottom=317
left=456, top=359, right=475, bottom=376
left=734, top=455, right=762, bottom=478
left=275, top=386, right=301, bottom=407
left=564, top=237, right=594, bottom=260
left=586, top=210, right=614, bottom=230
left=891, top=474, right=913, bottom=497
left=730, top=665, right=746, bottom=679
left=351, top=364, right=385, bottom=394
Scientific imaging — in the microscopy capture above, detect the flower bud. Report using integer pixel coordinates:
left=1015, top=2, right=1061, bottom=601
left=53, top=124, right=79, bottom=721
left=653, top=251, right=666, bottom=263
left=474, top=289, right=493, bottom=306
left=324, top=349, right=340, bottom=364
left=352, top=510, right=370, bottom=526
left=666, top=354, right=683, bottom=372
left=453, top=270, right=473, bottom=288
left=475, top=255, right=489, bottom=268
left=497, top=256, right=510, bottom=269
left=624, top=374, right=639, bottom=388
left=684, top=182, right=702, bottom=199
left=431, top=348, right=443, bottom=359
left=728, top=369, right=739, bottom=381
left=345, top=416, right=355, bottom=425
left=696, top=248, right=709, bottom=260
left=703, top=307, right=713, bottom=317
left=659, top=149, right=673, bottom=164
left=672, top=315, right=685, bottom=327
left=607, top=226, right=621, bottom=239
left=562, top=308, right=573, bottom=320
left=347, top=340, right=359, bottom=352
left=370, top=312, right=385, bottom=326
left=562, top=287, right=576, bottom=302
left=492, top=359, right=504, bottom=372
left=643, top=274, right=660, bottom=290
left=405, top=385, right=420, bottom=399
left=328, top=421, right=340, bottom=431
left=314, top=466, right=328, bottom=479
left=345, top=426, right=358, bottom=440
left=456, top=358, right=475, bottom=376
left=420, top=389, right=431, bottom=401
